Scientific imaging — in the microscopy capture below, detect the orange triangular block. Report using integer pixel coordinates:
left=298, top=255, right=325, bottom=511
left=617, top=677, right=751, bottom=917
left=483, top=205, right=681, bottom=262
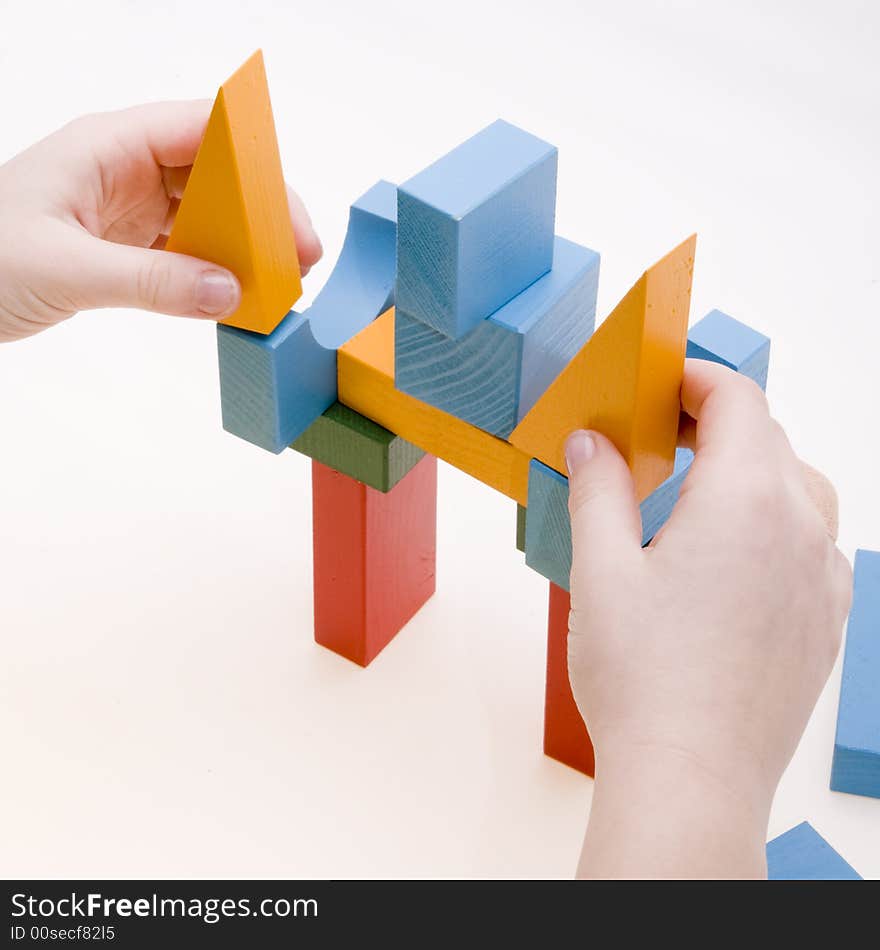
left=166, top=50, right=301, bottom=334
left=509, top=235, right=695, bottom=500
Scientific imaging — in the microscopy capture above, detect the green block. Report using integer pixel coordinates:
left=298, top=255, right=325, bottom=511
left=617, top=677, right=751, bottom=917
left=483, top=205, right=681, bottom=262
left=290, top=402, right=425, bottom=492
left=516, top=505, right=527, bottom=552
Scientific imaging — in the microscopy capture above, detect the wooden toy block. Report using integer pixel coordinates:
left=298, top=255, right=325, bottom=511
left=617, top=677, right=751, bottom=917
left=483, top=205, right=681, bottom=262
left=218, top=180, right=397, bottom=452
left=394, top=238, right=600, bottom=438
left=312, top=455, right=437, bottom=667
left=397, top=119, right=557, bottom=339
left=515, top=505, right=527, bottom=553
left=831, top=548, right=880, bottom=799
left=687, top=309, right=771, bottom=391
left=338, top=308, right=532, bottom=504
left=510, top=236, right=695, bottom=501
left=766, top=822, right=862, bottom=880
left=166, top=50, right=301, bottom=335
left=544, top=582, right=595, bottom=776
left=291, top=402, right=425, bottom=493
left=523, top=449, right=695, bottom=591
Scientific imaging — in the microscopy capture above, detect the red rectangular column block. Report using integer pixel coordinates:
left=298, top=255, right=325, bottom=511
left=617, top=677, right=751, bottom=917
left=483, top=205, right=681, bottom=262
left=544, top=581, right=595, bottom=776
left=312, top=454, right=437, bottom=666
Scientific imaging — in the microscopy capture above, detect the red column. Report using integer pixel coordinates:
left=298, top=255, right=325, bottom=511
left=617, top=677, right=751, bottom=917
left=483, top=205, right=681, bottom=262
left=311, top=455, right=437, bottom=667
left=544, top=581, right=595, bottom=776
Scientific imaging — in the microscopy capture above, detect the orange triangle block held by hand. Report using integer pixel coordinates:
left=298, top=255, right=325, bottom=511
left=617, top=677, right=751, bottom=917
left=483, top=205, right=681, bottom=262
left=509, top=235, right=695, bottom=501
left=166, top=50, right=301, bottom=335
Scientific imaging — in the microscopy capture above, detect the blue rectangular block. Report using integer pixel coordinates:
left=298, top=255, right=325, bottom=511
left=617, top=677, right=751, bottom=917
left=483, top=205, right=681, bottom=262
left=397, top=119, right=557, bottom=339
left=523, top=449, right=694, bottom=591
left=687, top=309, right=771, bottom=391
left=395, top=237, right=599, bottom=438
left=831, top=548, right=880, bottom=799
left=766, top=822, right=862, bottom=880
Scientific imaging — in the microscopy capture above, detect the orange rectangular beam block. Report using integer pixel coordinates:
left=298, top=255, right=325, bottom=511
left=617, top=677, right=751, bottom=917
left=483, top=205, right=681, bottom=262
left=167, top=50, right=301, bottom=335
left=544, top=582, right=595, bottom=776
left=337, top=309, right=531, bottom=505
left=312, top=455, right=437, bottom=667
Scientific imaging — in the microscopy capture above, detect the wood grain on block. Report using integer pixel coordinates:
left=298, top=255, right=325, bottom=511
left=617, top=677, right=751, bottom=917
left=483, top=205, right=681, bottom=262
left=395, top=237, right=599, bottom=437
left=766, top=822, right=862, bottom=880
left=510, top=237, right=695, bottom=501
left=218, top=180, right=397, bottom=452
left=337, top=308, right=532, bottom=504
left=167, top=50, right=301, bottom=335
left=687, top=309, right=771, bottom=391
left=397, top=119, right=557, bottom=339
left=312, top=455, right=437, bottom=667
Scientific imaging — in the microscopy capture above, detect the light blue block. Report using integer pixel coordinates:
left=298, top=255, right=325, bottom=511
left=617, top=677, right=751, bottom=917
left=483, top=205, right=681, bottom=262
left=397, top=119, right=557, bottom=339
left=395, top=237, right=599, bottom=438
left=217, top=180, right=397, bottom=453
left=523, top=449, right=694, bottom=591
left=687, top=309, right=771, bottom=391
left=766, top=822, right=862, bottom=880
left=831, top=548, right=880, bottom=799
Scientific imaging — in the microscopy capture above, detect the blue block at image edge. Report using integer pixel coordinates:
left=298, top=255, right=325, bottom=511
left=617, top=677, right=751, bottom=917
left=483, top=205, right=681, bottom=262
left=395, top=237, right=600, bottom=438
left=766, top=822, right=862, bottom=880
left=397, top=119, right=557, bottom=339
left=831, top=548, right=880, bottom=799
left=217, top=180, right=398, bottom=453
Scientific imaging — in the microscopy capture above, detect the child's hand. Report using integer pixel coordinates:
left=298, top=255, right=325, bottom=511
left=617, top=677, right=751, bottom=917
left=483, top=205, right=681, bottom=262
left=565, top=360, right=851, bottom=878
left=0, top=102, right=322, bottom=342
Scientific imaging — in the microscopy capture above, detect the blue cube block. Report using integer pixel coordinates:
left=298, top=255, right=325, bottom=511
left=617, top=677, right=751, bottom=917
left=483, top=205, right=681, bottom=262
left=397, top=119, right=557, bottom=339
left=523, top=449, right=694, bottom=591
left=395, top=237, right=599, bottom=438
left=766, top=822, right=862, bottom=880
left=831, top=548, right=880, bottom=799
left=218, top=180, right=397, bottom=453
left=687, top=309, right=771, bottom=391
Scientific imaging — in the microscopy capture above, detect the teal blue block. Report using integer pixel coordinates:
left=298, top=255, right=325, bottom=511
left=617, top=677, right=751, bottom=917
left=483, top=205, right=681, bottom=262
left=831, top=548, right=880, bottom=799
left=523, top=449, right=694, bottom=591
left=397, top=119, right=557, bottom=339
left=687, top=309, right=771, bottom=391
left=217, top=181, right=397, bottom=453
left=766, top=822, right=862, bottom=880
left=394, top=237, right=599, bottom=438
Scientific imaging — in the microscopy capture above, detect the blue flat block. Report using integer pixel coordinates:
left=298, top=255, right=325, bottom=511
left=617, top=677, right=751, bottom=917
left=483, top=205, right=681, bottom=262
left=831, top=548, right=880, bottom=799
left=218, top=180, right=398, bottom=453
left=523, top=449, right=694, bottom=591
left=687, top=309, right=771, bottom=391
left=766, top=822, right=862, bottom=880
left=395, top=237, right=599, bottom=438
left=397, top=119, right=557, bottom=339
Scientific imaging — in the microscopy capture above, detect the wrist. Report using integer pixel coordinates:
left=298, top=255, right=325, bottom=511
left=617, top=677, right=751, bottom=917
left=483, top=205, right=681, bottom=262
left=578, top=741, right=770, bottom=879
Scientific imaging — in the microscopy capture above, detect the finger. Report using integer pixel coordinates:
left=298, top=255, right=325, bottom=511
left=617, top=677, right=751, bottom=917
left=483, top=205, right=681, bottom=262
left=163, top=198, right=181, bottom=236
left=680, top=359, right=773, bottom=460
left=151, top=235, right=168, bottom=251
left=59, top=231, right=240, bottom=319
left=800, top=461, right=839, bottom=540
left=566, top=430, right=643, bottom=585
left=677, top=411, right=697, bottom=452
left=161, top=165, right=192, bottom=200
left=286, top=184, right=322, bottom=273
left=122, top=100, right=214, bottom=167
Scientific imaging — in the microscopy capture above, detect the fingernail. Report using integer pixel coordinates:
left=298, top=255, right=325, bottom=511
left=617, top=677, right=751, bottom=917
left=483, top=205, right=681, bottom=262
left=196, top=270, right=239, bottom=316
left=564, top=430, right=597, bottom=476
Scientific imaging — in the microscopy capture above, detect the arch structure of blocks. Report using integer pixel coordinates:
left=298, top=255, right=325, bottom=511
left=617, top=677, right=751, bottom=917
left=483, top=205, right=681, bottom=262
left=172, top=52, right=777, bottom=778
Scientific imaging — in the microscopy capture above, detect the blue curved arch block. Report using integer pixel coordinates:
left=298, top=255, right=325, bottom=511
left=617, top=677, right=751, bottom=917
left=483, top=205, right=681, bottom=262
left=217, top=180, right=398, bottom=453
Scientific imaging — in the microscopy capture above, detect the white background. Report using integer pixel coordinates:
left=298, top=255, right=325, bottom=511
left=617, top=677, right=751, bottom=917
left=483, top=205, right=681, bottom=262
left=0, top=0, right=877, bottom=878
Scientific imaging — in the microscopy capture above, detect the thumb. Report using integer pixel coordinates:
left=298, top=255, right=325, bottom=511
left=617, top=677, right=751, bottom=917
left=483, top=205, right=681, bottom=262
left=61, top=233, right=241, bottom=319
left=565, top=430, right=643, bottom=585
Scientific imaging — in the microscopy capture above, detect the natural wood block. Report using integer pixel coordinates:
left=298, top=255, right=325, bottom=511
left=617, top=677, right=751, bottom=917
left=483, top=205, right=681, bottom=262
left=312, top=455, right=437, bottom=667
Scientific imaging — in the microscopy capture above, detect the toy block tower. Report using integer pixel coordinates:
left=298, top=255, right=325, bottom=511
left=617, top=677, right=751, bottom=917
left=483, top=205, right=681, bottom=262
left=394, top=120, right=601, bottom=438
